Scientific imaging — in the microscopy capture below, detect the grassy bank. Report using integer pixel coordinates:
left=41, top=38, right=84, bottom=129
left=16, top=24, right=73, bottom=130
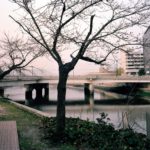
left=1, top=98, right=150, bottom=150
left=0, top=98, right=73, bottom=150
left=137, top=90, right=150, bottom=97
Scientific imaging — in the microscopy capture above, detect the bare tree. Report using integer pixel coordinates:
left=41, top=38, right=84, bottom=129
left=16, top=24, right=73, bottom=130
left=0, top=34, right=45, bottom=80
left=9, top=0, right=150, bottom=135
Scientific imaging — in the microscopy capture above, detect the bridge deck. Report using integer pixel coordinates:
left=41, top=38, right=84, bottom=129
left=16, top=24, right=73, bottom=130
left=2, top=75, right=150, bottom=87
left=0, top=121, right=20, bottom=150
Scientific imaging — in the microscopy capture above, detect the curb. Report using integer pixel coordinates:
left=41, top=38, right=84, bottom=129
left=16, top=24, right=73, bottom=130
left=9, top=100, right=51, bottom=118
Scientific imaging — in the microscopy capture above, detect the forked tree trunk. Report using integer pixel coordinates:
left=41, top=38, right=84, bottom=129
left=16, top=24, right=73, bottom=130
left=56, top=66, right=69, bottom=136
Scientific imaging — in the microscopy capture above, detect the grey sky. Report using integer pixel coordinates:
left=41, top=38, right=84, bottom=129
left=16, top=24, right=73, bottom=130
left=0, top=0, right=104, bottom=75
left=0, top=0, right=147, bottom=76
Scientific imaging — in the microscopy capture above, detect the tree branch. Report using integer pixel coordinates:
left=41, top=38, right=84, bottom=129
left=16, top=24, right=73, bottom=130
left=61, top=0, right=102, bottom=28
left=71, top=15, right=95, bottom=65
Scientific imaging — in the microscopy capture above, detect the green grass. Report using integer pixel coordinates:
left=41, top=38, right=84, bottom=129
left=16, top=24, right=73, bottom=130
left=138, top=91, right=150, bottom=97
left=0, top=98, right=50, bottom=150
left=0, top=98, right=77, bottom=150
left=1, top=98, right=150, bottom=150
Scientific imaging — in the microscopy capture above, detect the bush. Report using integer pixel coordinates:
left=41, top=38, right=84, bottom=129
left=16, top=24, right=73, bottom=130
left=40, top=115, right=150, bottom=150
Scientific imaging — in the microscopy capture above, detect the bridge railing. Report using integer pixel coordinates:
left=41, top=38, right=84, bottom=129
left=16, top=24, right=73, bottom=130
left=3, top=75, right=150, bottom=81
left=85, top=75, right=150, bottom=81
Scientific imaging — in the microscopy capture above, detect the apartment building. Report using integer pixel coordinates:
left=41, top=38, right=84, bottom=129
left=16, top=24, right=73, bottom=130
left=119, top=51, right=144, bottom=75
left=117, top=26, right=150, bottom=75
left=143, top=26, right=150, bottom=74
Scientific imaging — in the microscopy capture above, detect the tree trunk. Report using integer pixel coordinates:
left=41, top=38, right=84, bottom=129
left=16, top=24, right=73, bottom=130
left=56, top=66, right=69, bottom=136
left=0, top=69, right=13, bottom=80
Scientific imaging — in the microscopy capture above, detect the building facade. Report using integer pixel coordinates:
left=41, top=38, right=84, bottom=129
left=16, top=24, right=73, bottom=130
left=119, top=51, right=144, bottom=75
left=126, top=53, right=144, bottom=75
left=143, top=26, right=150, bottom=74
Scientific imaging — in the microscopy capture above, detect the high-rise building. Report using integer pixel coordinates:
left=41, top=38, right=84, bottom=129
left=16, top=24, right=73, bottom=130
left=119, top=51, right=144, bottom=75
left=143, top=26, right=150, bottom=74
left=126, top=52, right=144, bottom=75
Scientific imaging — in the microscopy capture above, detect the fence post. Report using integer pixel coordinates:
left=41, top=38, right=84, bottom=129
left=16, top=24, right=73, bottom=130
left=122, top=112, right=129, bottom=129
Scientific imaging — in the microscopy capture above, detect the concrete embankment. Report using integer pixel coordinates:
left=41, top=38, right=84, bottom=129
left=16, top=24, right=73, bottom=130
left=137, top=88, right=150, bottom=103
left=96, top=85, right=150, bottom=105
left=9, top=100, right=51, bottom=118
left=95, top=88, right=127, bottom=99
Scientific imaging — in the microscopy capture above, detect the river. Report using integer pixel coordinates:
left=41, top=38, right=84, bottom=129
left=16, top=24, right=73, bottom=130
left=4, top=85, right=150, bottom=134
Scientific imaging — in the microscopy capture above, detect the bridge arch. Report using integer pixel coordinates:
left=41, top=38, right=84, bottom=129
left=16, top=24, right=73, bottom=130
left=32, top=89, right=36, bottom=100
left=42, top=88, right=46, bottom=98
left=25, top=83, right=49, bottom=105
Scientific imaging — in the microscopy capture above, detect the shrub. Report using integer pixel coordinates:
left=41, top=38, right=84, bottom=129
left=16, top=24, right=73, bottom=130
left=40, top=115, right=150, bottom=150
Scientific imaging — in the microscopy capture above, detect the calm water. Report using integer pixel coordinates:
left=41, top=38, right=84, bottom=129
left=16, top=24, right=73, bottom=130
left=4, top=85, right=150, bottom=134
left=4, top=85, right=109, bottom=101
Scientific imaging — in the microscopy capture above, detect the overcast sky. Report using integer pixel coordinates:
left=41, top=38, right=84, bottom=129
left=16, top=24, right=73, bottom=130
left=0, top=0, right=105, bottom=76
left=1, top=0, right=146, bottom=76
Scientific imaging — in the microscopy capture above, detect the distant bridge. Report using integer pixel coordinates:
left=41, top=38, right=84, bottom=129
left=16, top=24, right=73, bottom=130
left=1, top=75, right=150, bottom=87
left=1, top=75, right=150, bottom=105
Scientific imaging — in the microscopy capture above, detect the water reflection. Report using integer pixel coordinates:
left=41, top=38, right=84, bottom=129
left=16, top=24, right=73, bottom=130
left=36, top=104, right=148, bottom=134
left=4, top=85, right=150, bottom=134
left=4, top=85, right=109, bottom=101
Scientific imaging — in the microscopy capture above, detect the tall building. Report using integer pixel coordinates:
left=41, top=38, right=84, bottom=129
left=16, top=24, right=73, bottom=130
left=143, top=26, right=150, bottom=74
left=126, top=52, right=144, bottom=75
left=119, top=51, right=144, bottom=75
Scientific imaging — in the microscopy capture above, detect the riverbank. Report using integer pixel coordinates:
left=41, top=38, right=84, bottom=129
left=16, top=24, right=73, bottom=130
left=1, top=98, right=150, bottom=150
left=0, top=98, right=75, bottom=150
left=97, top=85, right=150, bottom=105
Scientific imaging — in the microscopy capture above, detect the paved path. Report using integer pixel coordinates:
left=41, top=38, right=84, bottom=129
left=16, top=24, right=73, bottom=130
left=0, top=121, right=20, bottom=150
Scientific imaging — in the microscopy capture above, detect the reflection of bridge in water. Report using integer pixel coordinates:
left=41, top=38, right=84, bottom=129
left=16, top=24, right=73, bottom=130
left=1, top=75, right=150, bottom=105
